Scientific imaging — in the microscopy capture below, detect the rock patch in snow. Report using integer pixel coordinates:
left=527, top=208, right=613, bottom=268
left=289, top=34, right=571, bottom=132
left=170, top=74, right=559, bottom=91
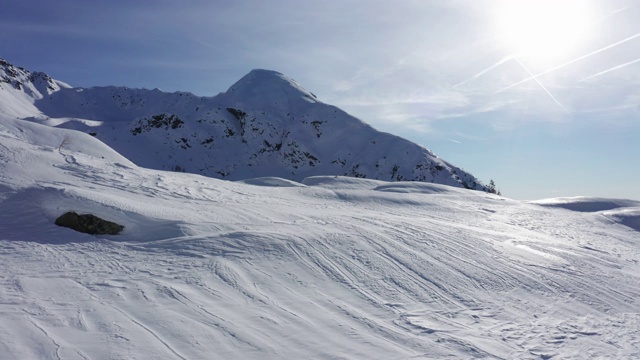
left=55, top=211, right=124, bottom=235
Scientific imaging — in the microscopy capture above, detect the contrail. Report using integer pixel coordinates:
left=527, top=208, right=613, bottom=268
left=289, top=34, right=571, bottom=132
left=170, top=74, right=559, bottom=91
left=597, top=5, right=635, bottom=24
left=514, top=58, right=569, bottom=113
left=579, top=57, right=640, bottom=82
left=453, top=56, right=513, bottom=89
left=494, top=32, right=640, bottom=94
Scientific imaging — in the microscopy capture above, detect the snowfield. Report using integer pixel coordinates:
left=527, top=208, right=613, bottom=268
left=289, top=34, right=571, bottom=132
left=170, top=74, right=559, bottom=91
left=1, top=117, right=639, bottom=359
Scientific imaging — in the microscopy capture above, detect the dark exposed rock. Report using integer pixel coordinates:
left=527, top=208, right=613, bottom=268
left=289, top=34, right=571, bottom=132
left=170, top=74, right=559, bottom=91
left=226, top=107, right=247, bottom=120
left=131, top=113, right=184, bottom=135
left=55, top=212, right=124, bottom=235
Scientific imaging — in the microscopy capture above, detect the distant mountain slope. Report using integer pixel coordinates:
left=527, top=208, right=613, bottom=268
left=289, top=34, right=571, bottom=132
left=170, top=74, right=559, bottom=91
left=0, top=58, right=487, bottom=190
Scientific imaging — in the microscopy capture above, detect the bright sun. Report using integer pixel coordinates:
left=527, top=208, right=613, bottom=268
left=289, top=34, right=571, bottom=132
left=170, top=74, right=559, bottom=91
left=494, top=0, right=596, bottom=64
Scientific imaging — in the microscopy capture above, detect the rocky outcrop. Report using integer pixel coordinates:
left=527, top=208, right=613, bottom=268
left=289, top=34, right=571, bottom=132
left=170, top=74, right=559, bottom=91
left=55, top=212, right=124, bottom=235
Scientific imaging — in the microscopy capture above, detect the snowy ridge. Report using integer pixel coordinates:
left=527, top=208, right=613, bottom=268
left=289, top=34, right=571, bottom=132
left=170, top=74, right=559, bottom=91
left=1, top=115, right=639, bottom=359
left=0, top=58, right=487, bottom=190
left=0, top=58, right=70, bottom=118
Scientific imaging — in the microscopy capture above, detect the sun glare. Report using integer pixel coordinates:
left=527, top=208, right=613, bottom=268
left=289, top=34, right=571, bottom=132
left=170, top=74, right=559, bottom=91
left=494, top=0, right=597, bottom=64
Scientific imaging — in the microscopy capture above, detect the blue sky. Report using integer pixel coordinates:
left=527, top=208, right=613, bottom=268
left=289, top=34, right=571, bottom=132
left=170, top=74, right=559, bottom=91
left=2, top=0, right=639, bottom=200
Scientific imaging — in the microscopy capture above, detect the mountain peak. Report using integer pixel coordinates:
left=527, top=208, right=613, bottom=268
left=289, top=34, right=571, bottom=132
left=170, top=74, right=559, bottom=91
left=225, top=69, right=318, bottom=103
left=0, top=59, right=488, bottom=191
left=247, top=68, right=284, bottom=76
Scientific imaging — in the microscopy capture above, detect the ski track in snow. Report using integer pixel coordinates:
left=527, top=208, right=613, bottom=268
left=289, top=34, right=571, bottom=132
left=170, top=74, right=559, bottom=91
left=0, top=118, right=639, bottom=359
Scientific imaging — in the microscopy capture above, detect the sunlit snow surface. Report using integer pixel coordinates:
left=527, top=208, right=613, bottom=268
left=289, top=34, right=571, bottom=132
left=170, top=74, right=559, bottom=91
left=1, top=118, right=639, bottom=359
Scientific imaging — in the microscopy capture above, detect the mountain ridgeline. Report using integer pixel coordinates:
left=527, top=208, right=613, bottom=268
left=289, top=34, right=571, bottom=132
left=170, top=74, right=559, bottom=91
left=0, top=58, right=487, bottom=190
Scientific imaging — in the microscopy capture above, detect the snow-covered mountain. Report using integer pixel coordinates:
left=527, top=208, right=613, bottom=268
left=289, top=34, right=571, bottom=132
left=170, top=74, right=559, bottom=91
left=0, top=58, right=486, bottom=190
left=1, top=109, right=640, bottom=359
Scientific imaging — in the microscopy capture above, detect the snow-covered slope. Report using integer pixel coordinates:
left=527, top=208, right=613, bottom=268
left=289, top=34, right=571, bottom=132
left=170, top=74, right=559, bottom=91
left=1, top=115, right=639, bottom=359
left=0, top=58, right=486, bottom=190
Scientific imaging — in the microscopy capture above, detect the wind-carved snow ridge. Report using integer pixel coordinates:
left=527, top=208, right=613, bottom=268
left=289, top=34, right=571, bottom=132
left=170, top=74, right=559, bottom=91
left=0, top=57, right=488, bottom=191
left=1, top=113, right=640, bottom=359
left=531, top=196, right=640, bottom=212
left=531, top=196, right=640, bottom=232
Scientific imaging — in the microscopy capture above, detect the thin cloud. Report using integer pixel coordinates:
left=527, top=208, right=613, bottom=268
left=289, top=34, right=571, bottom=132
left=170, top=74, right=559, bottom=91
left=335, top=90, right=471, bottom=109
left=0, top=21, right=92, bottom=37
